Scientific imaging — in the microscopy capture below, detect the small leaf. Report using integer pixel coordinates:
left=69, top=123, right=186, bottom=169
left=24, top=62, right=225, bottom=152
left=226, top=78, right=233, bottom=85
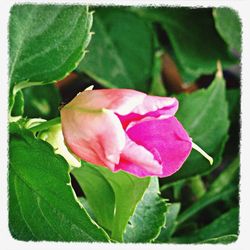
left=165, top=74, right=230, bottom=182
left=213, top=8, right=241, bottom=52
left=10, top=90, right=24, bottom=116
left=149, top=50, right=167, bottom=96
left=77, top=7, right=154, bottom=91
left=22, top=84, right=61, bottom=119
left=123, top=177, right=168, bottom=243
left=9, top=5, right=93, bottom=88
left=72, top=162, right=150, bottom=242
left=9, top=124, right=109, bottom=242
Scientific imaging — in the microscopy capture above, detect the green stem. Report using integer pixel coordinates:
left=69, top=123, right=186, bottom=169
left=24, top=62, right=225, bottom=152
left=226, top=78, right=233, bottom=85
left=29, top=117, right=61, bottom=132
left=188, top=176, right=206, bottom=199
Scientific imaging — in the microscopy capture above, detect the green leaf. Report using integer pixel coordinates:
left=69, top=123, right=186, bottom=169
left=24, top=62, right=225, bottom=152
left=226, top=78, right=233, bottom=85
left=23, top=84, right=61, bottom=119
left=177, top=157, right=239, bottom=225
left=165, top=74, right=230, bottom=182
left=172, top=208, right=239, bottom=243
left=132, top=7, right=236, bottom=81
left=9, top=124, right=109, bottom=242
left=77, top=7, right=154, bottom=91
left=213, top=8, right=241, bottom=52
left=72, top=162, right=150, bottom=242
left=9, top=4, right=92, bottom=88
left=154, top=203, right=181, bottom=242
left=72, top=163, right=115, bottom=232
left=123, top=177, right=167, bottom=243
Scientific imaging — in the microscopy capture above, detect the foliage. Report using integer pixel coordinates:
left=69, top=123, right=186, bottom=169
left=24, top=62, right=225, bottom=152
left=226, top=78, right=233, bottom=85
left=8, top=4, right=240, bottom=244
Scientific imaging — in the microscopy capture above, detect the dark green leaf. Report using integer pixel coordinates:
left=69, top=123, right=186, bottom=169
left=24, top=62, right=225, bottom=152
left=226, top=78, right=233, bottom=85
left=132, top=7, right=236, bottom=81
left=154, top=203, right=181, bottom=242
left=226, top=88, right=240, bottom=123
left=201, top=234, right=238, bottom=244
left=213, top=8, right=241, bottom=52
left=9, top=5, right=92, bottom=88
left=166, top=74, right=229, bottom=182
left=23, top=84, right=61, bottom=119
left=123, top=177, right=167, bottom=243
left=172, top=208, right=239, bottom=243
left=72, top=162, right=150, bottom=242
left=77, top=7, right=154, bottom=91
left=209, top=156, right=239, bottom=195
left=177, top=157, right=239, bottom=225
left=9, top=124, right=109, bottom=242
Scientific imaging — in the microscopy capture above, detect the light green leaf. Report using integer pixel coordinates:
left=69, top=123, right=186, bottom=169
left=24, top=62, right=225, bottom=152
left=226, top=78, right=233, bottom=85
left=77, top=7, right=154, bottom=91
left=213, top=8, right=241, bottom=52
left=72, top=162, right=150, bottom=242
left=165, top=74, right=229, bottom=182
left=123, top=177, right=167, bottom=243
left=9, top=123, right=109, bottom=242
left=72, top=163, right=115, bottom=232
left=171, top=208, right=239, bottom=243
left=9, top=4, right=92, bottom=88
left=154, top=203, right=181, bottom=242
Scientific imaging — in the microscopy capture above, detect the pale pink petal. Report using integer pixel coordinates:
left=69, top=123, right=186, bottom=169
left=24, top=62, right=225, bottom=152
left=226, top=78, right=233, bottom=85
left=67, top=89, right=146, bottom=115
left=115, top=136, right=163, bottom=177
left=126, top=117, right=192, bottom=177
left=132, top=95, right=178, bottom=115
left=61, top=107, right=125, bottom=171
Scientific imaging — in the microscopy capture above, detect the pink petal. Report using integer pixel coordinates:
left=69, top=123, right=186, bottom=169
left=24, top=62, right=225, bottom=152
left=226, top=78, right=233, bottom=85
left=115, top=136, right=163, bottom=177
left=61, top=107, right=125, bottom=171
left=126, top=117, right=192, bottom=177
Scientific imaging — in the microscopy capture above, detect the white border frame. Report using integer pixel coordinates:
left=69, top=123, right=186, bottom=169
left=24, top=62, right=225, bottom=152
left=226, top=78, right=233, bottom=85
left=1, top=1, right=249, bottom=249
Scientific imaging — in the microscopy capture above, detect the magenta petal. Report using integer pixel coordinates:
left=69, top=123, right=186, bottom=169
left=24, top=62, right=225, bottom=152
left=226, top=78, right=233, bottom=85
left=126, top=117, right=192, bottom=177
left=115, top=136, right=163, bottom=177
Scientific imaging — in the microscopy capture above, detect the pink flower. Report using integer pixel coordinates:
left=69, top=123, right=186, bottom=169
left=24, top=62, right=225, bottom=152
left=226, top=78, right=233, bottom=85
left=60, top=88, right=193, bottom=178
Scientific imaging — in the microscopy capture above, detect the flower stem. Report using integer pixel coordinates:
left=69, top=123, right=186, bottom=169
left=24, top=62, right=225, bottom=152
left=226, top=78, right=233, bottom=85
left=189, top=176, right=206, bottom=199
left=29, top=117, right=61, bottom=133
left=192, top=142, right=213, bottom=165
